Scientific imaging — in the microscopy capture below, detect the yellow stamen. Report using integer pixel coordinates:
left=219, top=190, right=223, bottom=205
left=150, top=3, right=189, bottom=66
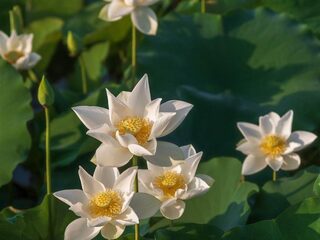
left=117, top=116, right=152, bottom=145
left=260, top=135, right=286, bottom=158
left=4, top=51, right=24, bottom=64
left=153, top=171, right=186, bottom=198
left=89, top=190, right=123, bottom=218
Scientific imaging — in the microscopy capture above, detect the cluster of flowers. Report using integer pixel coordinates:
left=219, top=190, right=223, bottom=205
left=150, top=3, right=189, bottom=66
left=54, top=75, right=214, bottom=239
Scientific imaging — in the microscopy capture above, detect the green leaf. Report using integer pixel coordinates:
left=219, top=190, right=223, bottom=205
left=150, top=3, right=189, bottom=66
left=138, top=10, right=320, bottom=164
left=252, top=166, right=320, bottom=220
left=154, top=224, right=223, bottom=240
left=38, top=76, right=55, bottom=106
left=150, top=158, right=258, bottom=232
left=314, top=175, right=320, bottom=196
left=27, top=0, right=83, bottom=20
left=223, top=197, right=320, bottom=239
left=27, top=17, right=64, bottom=74
left=0, top=60, right=33, bottom=187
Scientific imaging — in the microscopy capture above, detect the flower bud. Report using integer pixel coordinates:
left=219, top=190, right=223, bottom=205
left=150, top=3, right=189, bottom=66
left=38, top=76, right=55, bottom=107
left=67, top=31, right=81, bottom=57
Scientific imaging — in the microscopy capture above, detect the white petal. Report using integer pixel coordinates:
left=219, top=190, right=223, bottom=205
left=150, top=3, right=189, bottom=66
left=160, top=199, right=185, bottom=220
left=180, top=145, right=196, bottom=158
left=143, top=141, right=184, bottom=166
left=87, top=124, right=117, bottom=145
left=137, top=0, right=160, bottom=6
left=78, top=166, right=105, bottom=198
left=114, top=207, right=139, bottom=225
left=241, top=155, right=268, bottom=175
left=115, top=131, right=137, bottom=147
left=116, top=91, right=131, bottom=104
left=281, top=153, right=301, bottom=171
left=197, top=174, right=215, bottom=186
left=106, top=89, right=132, bottom=125
left=93, top=166, right=119, bottom=189
left=87, top=216, right=111, bottom=227
left=108, top=0, right=134, bottom=19
left=287, top=131, right=317, bottom=151
left=284, top=141, right=302, bottom=154
left=181, top=152, right=203, bottom=184
left=131, top=7, right=158, bottom=35
left=65, top=218, right=101, bottom=240
left=159, top=100, right=193, bottom=137
left=236, top=141, right=261, bottom=156
left=121, top=192, right=135, bottom=212
left=144, top=98, right=162, bottom=122
left=137, top=169, right=154, bottom=195
left=237, top=122, right=262, bottom=142
left=128, top=143, right=154, bottom=156
left=181, top=176, right=211, bottom=200
left=99, top=4, right=122, bottom=22
left=266, top=156, right=284, bottom=171
left=259, top=115, right=274, bottom=135
left=101, top=222, right=125, bottom=240
left=72, top=106, right=110, bottom=130
left=275, top=110, right=293, bottom=138
left=150, top=112, right=176, bottom=138
left=114, top=167, right=137, bottom=192
left=130, top=192, right=160, bottom=219
left=0, top=31, right=8, bottom=54
left=127, top=74, right=152, bottom=116
left=96, top=143, right=133, bottom=167
left=54, top=189, right=88, bottom=207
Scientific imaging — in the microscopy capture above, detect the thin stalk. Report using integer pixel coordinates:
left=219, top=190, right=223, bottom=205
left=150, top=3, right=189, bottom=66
left=9, top=10, right=16, bottom=32
left=132, top=156, right=139, bottom=240
left=131, top=24, right=137, bottom=88
left=45, top=107, right=52, bottom=194
left=79, top=55, right=88, bottom=95
left=272, top=171, right=277, bottom=182
left=201, top=0, right=206, bottom=13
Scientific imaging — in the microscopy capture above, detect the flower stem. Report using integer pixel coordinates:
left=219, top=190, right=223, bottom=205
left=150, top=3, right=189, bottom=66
left=131, top=24, right=137, bottom=88
left=132, top=156, right=139, bottom=240
left=240, top=175, right=245, bottom=183
left=79, top=55, right=88, bottom=95
left=201, top=0, right=206, bottom=13
left=45, top=107, right=52, bottom=194
left=272, top=171, right=276, bottom=182
left=9, top=10, right=16, bottom=32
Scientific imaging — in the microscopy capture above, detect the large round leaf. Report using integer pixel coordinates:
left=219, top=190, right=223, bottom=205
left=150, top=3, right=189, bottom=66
left=138, top=10, right=320, bottom=162
left=0, top=60, right=33, bottom=187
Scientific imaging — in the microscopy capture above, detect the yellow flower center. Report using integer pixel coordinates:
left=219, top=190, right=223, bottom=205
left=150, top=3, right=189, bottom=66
left=153, top=171, right=186, bottom=198
left=117, top=117, right=152, bottom=145
left=4, top=51, right=24, bottom=64
left=88, top=190, right=123, bottom=218
left=260, top=135, right=286, bottom=158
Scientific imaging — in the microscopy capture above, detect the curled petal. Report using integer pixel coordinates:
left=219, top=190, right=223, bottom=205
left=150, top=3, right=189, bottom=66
left=114, top=167, right=137, bottom=192
left=101, top=222, right=125, bottom=240
left=131, top=7, right=158, bottom=35
left=108, top=0, right=134, bottom=19
left=93, top=166, right=119, bottom=189
left=130, top=192, right=161, bottom=219
left=241, top=155, right=267, bottom=175
left=266, top=156, right=283, bottom=172
left=65, top=218, right=102, bottom=240
left=275, top=110, right=293, bottom=138
left=96, top=143, right=132, bottom=167
left=78, top=166, right=105, bottom=198
left=287, top=131, right=317, bottom=151
left=99, top=4, right=122, bottom=22
left=281, top=153, right=301, bottom=171
left=160, top=199, right=185, bottom=220
left=72, top=106, right=110, bottom=130
left=237, top=122, right=261, bottom=142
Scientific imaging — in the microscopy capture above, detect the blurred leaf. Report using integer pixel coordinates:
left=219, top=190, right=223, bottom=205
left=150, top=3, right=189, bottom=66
left=314, top=175, right=320, bottom=196
left=0, top=60, right=33, bottom=187
left=138, top=10, right=320, bottom=162
left=63, top=2, right=131, bottom=45
left=27, top=17, right=64, bottom=74
left=154, top=224, right=223, bottom=240
left=251, top=166, right=320, bottom=220
left=223, top=197, right=320, bottom=239
left=27, top=0, right=83, bottom=20
left=150, top=158, right=258, bottom=232
left=0, top=209, right=25, bottom=238
left=260, top=0, right=320, bottom=37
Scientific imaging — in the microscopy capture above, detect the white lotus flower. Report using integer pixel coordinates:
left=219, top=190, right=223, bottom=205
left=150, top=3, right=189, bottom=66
left=133, top=142, right=213, bottom=220
left=0, top=31, right=41, bottom=70
left=54, top=166, right=139, bottom=240
left=99, top=0, right=159, bottom=35
left=237, top=110, right=317, bottom=175
left=72, top=74, right=193, bottom=167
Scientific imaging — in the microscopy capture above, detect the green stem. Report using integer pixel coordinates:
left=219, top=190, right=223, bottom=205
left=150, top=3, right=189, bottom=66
left=272, top=171, right=276, bottom=182
left=240, top=175, right=245, bottom=183
left=79, top=55, right=88, bottom=95
left=131, top=24, right=137, bottom=88
left=201, top=0, right=206, bottom=13
left=132, top=156, right=139, bottom=240
left=9, top=10, right=16, bottom=33
left=45, top=107, right=52, bottom=194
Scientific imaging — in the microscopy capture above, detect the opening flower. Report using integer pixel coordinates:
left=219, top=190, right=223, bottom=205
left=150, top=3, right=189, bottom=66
left=99, top=0, right=159, bottom=35
left=134, top=143, right=213, bottom=220
left=0, top=31, right=41, bottom=70
left=237, top=110, right=317, bottom=175
left=72, top=74, right=193, bottom=167
left=54, top=166, right=139, bottom=240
